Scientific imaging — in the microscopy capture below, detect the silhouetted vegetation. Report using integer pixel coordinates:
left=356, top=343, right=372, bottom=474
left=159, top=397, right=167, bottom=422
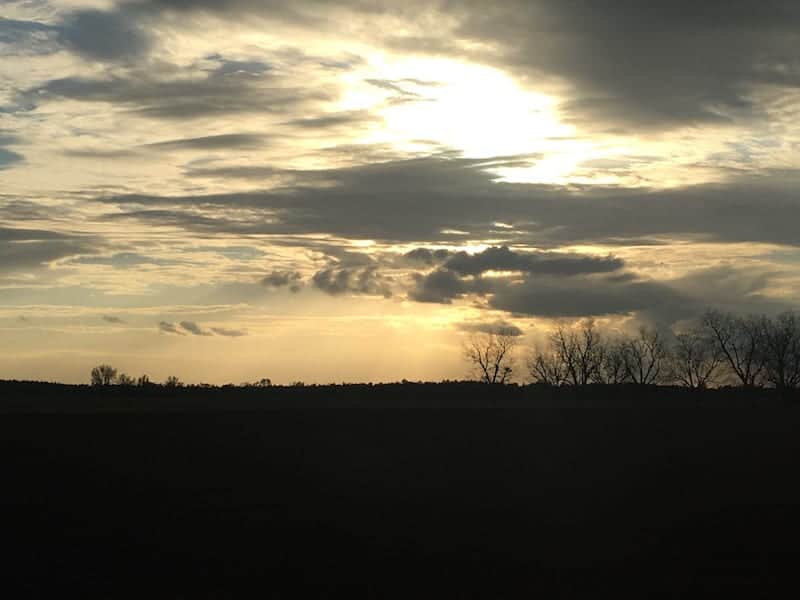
left=464, top=329, right=518, bottom=384
left=2, top=378, right=800, bottom=597
left=527, top=310, right=800, bottom=391
left=89, top=364, right=117, bottom=386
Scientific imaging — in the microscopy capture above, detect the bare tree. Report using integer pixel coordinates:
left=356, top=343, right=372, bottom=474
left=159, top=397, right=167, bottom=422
left=670, top=329, right=723, bottom=389
left=702, top=310, right=766, bottom=387
left=622, top=327, right=669, bottom=385
left=115, top=373, right=136, bottom=386
left=761, top=312, right=800, bottom=390
left=527, top=348, right=568, bottom=386
left=137, top=374, right=151, bottom=386
left=549, top=320, right=605, bottom=386
left=464, top=331, right=518, bottom=384
left=164, top=375, right=183, bottom=388
left=595, top=338, right=629, bottom=384
left=90, top=364, right=117, bottom=386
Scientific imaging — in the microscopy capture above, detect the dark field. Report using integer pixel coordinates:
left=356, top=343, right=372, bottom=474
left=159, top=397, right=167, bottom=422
left=2, top=381, right=800, bottom=597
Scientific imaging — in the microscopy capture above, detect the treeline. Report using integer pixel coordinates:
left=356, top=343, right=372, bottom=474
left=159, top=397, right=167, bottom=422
left=89, top=365, right=278, bottom=389
left=525, top=310, right=800, bottom=390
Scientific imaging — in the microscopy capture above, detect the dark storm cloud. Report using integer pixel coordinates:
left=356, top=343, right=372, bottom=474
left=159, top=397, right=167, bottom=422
left=61, top=9, right=152, bottom=62
left=96, top=155, right=800, bottom=248
left=17, top=58, right=332, bottom=120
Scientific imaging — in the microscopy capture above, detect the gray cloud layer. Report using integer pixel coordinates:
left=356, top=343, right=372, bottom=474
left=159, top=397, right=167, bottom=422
left=61, top=9, right=153, bottom=63
left=99, top=0, right=800, bottom=131
left=16, top=56, right=331, bottom=121
left=97, top=155, right=800, bottom=247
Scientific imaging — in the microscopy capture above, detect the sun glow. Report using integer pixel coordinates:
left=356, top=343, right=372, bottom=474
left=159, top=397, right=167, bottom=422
left=338, top=56, right=600, bottom=183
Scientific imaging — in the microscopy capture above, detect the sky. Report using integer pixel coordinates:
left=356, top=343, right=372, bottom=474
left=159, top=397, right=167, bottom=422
left=2, top=0, right=800, bottom=384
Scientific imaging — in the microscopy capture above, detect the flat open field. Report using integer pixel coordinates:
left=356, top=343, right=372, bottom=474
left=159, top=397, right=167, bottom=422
left=2, top=382, right=800, bottom=597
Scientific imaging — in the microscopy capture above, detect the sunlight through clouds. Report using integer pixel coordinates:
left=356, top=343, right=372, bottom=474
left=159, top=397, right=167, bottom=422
left=2, top=0, right=800, bottom=383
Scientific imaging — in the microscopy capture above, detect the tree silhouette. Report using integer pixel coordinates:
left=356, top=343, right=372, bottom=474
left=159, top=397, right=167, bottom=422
left=761, top=312, right=800, bottom=390
left=90, top=364, right=117, bottom=386
left=596, top=338, right=629, bottom=385
left=527, top=348, right=567, bottom=386
left=622, top=327, right=668, bottom=385
left=164, top=375, right=183, bottom=388
left=465, top=330, right=517, bottom=384
left=669, top=329, right=723, bottom=389
left=550, top=320, right=604, bottom=386
left=702, top=310, right=766, bottom=387
left=116, top=373, right=136, bottom=386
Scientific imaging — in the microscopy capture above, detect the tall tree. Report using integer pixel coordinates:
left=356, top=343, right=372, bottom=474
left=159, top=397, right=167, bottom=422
left=464, top=331, right=518, bottom=384
left=761, top=312, right=800, bottom=390
left=549, top=320, right=605, bottom=386
left=702, top=310, right=766, bottom=387
left=670, top=329, right=723, bottom=389
left=623, top=327, right=669, bottom=385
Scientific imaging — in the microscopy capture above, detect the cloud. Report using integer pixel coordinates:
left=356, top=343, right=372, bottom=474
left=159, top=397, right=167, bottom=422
left=488, top=274, right=691, bottom=320
left=408, top=268, right=495, bottom=304
left=158, top=321, right=185, bottom=335
left=61, top=9, right=152, bottom=63
left=18, top=56, right=332, bottom=120
left=404, top=244, right=698, bottom=322
left=160, top=320, right=246, bottom=336
left=0, top=17, right=61, bottom=56
left=459, top=320, right=524, bottom=337
left=180, top=320, right=213, bottom=336
left=438, top=1, right=800, bottom=131
left=283, top=111, right=376, bottom=130
left=0, top=148, right=23, bottom=171
left=402, top=247, right=453, bottom=266
left=211, top=327, right=247, bottom=337
left=442, top=246, right=624, bottom=276
left=96, top=157, right=800, bottom=248
left=144, top=133, right=268, bottom=151
left=72, top=252, right=180, bottom=268
left=312, top=266, right=392, bottom=297
left=0, top=227, right=98, bottom=273
left=103, top=315, right=126, bottom=324
left=261, top=270, right=302, bottom=290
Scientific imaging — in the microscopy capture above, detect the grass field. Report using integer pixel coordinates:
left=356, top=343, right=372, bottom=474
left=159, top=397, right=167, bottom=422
left=2, top=381, right=800, bottom=597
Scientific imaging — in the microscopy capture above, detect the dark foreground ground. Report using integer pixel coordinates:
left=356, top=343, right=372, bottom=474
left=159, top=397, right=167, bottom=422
left=3, top=381, right=800, bottom=597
